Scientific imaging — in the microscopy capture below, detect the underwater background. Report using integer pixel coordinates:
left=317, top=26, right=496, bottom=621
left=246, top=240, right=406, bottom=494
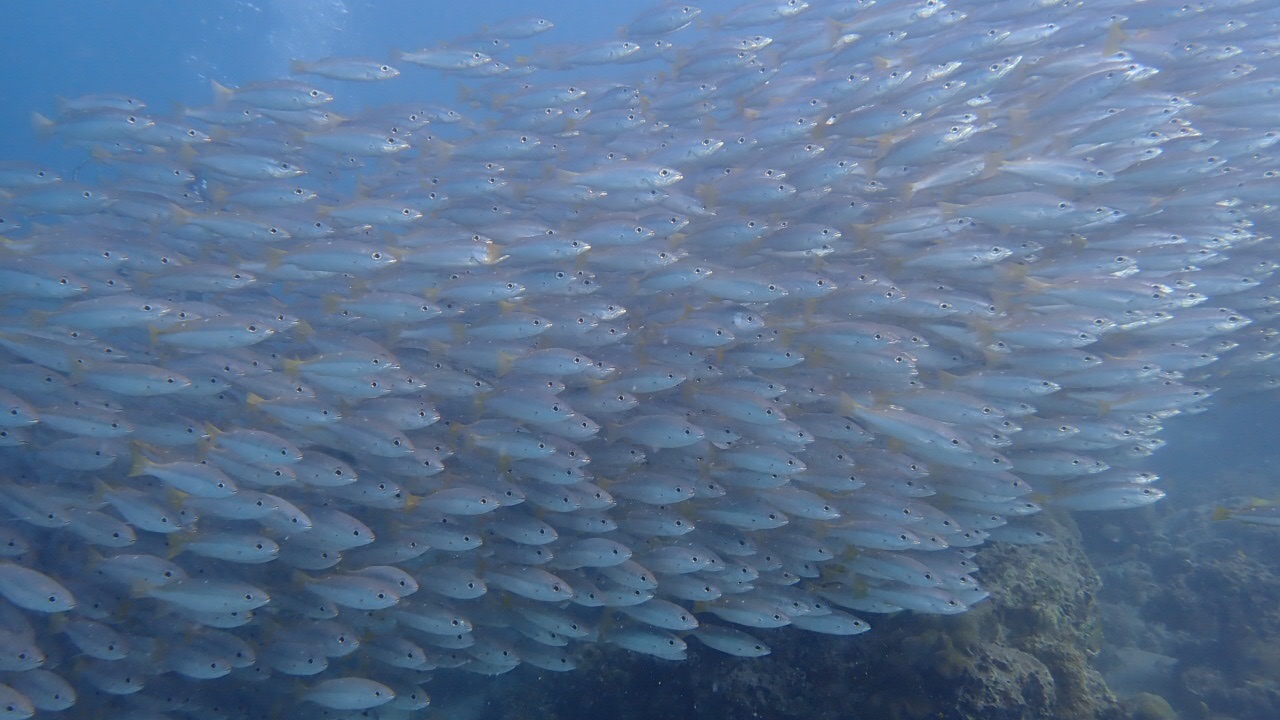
left=0, top=1, right=1278, bottom=719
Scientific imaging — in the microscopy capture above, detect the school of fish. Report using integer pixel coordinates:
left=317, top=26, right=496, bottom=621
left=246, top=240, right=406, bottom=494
left=0, top=0, right=1277, bottom=716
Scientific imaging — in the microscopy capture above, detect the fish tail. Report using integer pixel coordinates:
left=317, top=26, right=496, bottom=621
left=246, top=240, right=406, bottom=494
left=127, top=449, right=151, bottom=478
left=210, top=79, right=235, bottom=105
left=30, top=112, right=55, bottom=141
left=1103, top=21, right=1128, bottom=56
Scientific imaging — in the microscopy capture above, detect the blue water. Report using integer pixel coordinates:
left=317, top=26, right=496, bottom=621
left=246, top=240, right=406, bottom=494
left=0, top=0, right=656, bottom=163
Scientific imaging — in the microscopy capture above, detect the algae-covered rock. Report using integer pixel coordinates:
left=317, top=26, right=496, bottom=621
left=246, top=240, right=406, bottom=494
left=954, top=512, right=1123, bottom=720
left=1125, top=692, right=1179, bottom=720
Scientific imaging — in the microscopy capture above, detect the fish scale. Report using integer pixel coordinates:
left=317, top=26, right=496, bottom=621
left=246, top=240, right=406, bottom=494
left=0, top=0, right=1276, bottom=715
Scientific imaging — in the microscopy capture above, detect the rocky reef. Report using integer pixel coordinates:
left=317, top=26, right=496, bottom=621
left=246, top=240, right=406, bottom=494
left=1084, top=500, right=1280, bottom=720
left=430, top=513, right=1126, bottom=720
left=414, top=422, right=1280, bottom=720
left=424, top=471, right=1280, bottom=720
left=1073, top=398, right=1280, bottom=720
